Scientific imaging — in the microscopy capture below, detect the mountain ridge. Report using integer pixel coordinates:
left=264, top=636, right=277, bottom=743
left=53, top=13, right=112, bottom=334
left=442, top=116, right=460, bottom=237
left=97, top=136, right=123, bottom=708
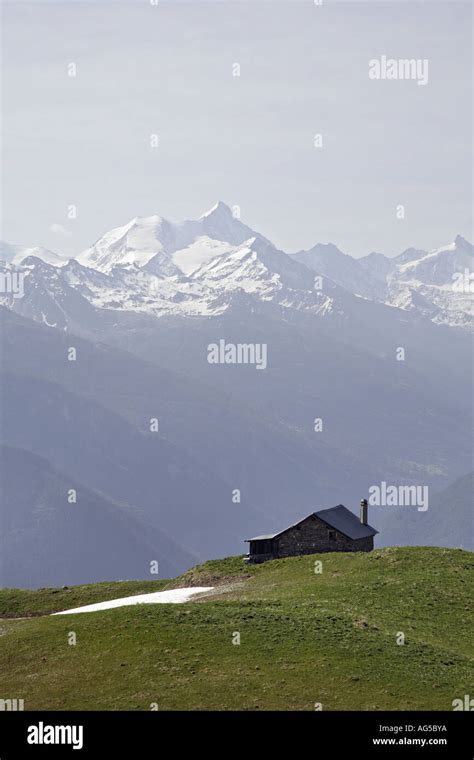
left=1, top=202, right=471, bottom=330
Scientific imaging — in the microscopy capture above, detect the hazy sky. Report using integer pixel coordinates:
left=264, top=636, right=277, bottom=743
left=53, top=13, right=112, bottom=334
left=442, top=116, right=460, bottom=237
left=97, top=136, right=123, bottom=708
left=2, top=0, right=472, bottom=258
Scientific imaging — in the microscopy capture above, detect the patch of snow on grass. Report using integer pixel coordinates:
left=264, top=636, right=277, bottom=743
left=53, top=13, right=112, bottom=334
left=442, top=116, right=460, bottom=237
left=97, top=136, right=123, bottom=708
left=52, top=587, right=214, bottom=615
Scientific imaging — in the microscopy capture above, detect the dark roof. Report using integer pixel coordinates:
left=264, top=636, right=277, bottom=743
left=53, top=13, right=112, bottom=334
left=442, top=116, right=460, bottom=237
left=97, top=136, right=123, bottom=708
left=315, top=505, right=378, bottom=539
left=246, top=504, right=377, bottom=542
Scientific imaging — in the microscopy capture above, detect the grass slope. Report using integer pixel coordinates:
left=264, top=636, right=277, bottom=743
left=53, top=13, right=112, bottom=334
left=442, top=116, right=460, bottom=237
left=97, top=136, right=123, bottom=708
left=0, top=547, right=472, bottom=710
left=0, top=580, right=168, bottom=617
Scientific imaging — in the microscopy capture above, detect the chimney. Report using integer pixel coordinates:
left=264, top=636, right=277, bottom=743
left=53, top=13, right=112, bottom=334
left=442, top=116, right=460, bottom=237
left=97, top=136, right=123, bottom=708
left=360, top=498, right=368, bottom=525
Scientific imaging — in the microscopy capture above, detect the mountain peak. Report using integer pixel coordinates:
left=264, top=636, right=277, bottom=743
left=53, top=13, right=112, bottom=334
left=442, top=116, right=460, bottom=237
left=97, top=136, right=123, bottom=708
left=304, top=242, right=347, bottom=258
left=454, top=234, right=472, bottom=252
left=199, top=201, right=233, bottom=221
left=136, top=213, right=165, bottom=224
left=0, top=241, right=69, bottom=268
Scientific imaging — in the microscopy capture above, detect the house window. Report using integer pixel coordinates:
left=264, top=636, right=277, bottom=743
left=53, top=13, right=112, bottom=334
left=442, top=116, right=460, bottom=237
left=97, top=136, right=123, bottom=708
left=328, top=530, right=336, bottom=541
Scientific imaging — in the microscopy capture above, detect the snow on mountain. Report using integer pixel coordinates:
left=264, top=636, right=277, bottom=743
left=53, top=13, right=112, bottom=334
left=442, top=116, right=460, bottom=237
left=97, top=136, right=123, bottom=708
left=395, top=235, right=473, bottom=286
left=385, top=285, right=441, bottom=319
left=197, top=201, right=271, bottom=247
left=171, top=237, right=235, bottom=275
left=189, top=235, right=343, bottom=318
left=357, top=236, right=473, bottom=328
left=143, top=250, right=185, bottom=279
left=393, top=246, right=428, bottom=265
left=384, top=236, right=473, bottom=328
left=385, top=281, right=472, bottom=330
left=0, top=241, right=69, bottom=267
left=75, top=202, right=268, bottom=276
left=193, top=237, right=287, bottom=296
left=62, top=259, right=219, bottom=318
left=65, top=233, right=332, bottom=318
left=2, top=256, right=99, bottom=329
left=291, top=242, right=384, bottom=299
left=76, top=215, right=174, bottom=273
left=1, top=205, right=471, bottom=330
left=1, top=211, right=471, bottom=586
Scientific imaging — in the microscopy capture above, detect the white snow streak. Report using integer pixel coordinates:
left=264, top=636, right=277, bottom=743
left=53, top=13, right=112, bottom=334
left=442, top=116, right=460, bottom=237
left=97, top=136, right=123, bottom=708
left=51, top=586, right=214, bottom=615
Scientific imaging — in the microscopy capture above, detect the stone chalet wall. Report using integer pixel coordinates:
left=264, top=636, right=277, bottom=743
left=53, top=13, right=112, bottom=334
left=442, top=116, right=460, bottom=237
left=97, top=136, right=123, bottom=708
left=275, top=515, right=373, bottom=555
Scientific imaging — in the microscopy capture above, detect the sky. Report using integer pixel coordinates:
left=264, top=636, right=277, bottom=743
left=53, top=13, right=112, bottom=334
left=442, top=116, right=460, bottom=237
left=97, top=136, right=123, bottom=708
left=1, top=0, right=472, bottom=258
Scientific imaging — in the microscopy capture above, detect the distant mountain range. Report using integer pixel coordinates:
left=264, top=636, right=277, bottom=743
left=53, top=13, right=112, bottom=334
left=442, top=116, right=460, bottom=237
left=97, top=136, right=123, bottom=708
left=0, top=445, right=196, bottom=588
left=1, top=202, right=472, bottom=329
left=0, top=204, right=472, bottom=586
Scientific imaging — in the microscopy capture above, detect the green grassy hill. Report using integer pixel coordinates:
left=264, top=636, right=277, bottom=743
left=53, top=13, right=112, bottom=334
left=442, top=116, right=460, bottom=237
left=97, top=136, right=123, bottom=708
left=0, top=547, right=472, bottom=710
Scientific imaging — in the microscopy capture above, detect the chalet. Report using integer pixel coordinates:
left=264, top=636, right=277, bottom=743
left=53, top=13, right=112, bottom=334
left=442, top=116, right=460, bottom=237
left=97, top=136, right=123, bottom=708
left=245, top=500, right=377, bottom=563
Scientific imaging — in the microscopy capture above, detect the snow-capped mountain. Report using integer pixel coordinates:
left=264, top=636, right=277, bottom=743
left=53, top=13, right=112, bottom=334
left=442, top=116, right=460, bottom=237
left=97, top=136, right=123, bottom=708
left=395, top=235, right=472, bottom=286
left=1, top=203, right=472, bottom=584
left=291, top=242, right=385, bottom=300
left=393, top=246, right=428, bottom=266
left=291, top=235, right=472, bottom=328
left=0, top=202, right=471, bottom=330
left=290, top=233, right=472, bottom=329
left=384, top=235, right=473, bottom=329
left=76, top=201, right=269, bottom=275
left=0, top=241, right=69, bottom=267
